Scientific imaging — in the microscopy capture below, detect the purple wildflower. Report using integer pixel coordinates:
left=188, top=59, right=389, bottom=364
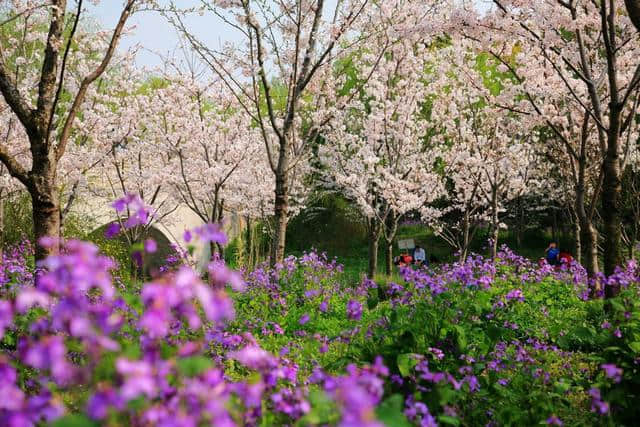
left=346, top=300, right=363, bottom=321
left=299, top=313, right=310, bottom=325
left=144, top=239, right=157, bottom=253
left=546, top=415, right=563, bottom=426
left=601, top=363, right=622, bottom=383
left=104, top=222, right=121, bottom=239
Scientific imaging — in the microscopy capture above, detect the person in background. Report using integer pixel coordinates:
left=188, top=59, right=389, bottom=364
left=399, top=251, right=413, bottom=267
left=545, top=242, right=560, bottom=266
left=413, top=245, right=427, bottom=266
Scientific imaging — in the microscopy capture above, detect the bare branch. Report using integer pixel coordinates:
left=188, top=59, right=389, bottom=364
left=57, top=0, right=138, bottom=160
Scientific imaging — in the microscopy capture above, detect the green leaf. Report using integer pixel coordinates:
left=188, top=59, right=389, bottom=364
left=177, top=356, right=213, bottom=377
left=628, top=341, right=640, bottom=354
left=52, top=415, right=98, bottom=427
left=608, top=299, right=625, bottom=313
left=127, top=396, right=147, bottom=411
left=375, top=394, right=412, bottom=427
left=454, top=325, right=467, bottom=350
left=438, top=415, right=461, bottom=426
left=397, top=353, right=419, bottom=377
left=301, top=389, right=336, bottom=425
left=573, top=326, right=595, bottom=341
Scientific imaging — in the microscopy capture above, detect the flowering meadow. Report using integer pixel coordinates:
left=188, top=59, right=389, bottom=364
left=1, top=216, right=639, bottom=426
left=2, top=1, right=640, bottom=426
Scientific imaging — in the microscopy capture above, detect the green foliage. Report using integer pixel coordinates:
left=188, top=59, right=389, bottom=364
left=177, top=356, right=215, bottom=378
left=0, top=192, right=33, bottom=247
left=376, top=394, right=412, bottom=427
left=51, top=414, right=98, bottom=427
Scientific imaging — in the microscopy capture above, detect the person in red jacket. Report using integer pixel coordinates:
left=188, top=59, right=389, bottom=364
left=558, top=252, right=573, bottom=266
left=394, top=251, right=413, bottom=267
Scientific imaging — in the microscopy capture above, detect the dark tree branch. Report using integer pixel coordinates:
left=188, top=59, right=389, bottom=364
left=47, top=0, right=83, bottom=142
left=57, top=0, right=138, bottom=160
left=626, top=0, right=640, bottom=32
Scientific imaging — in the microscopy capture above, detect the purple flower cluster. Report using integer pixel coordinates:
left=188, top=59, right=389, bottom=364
left=346, top=300, right=363, bottom=321
left=505, top=288, right=525, bottom=302
left=110, top=193, right=153, bottom=233
left=601, top=363, right=622, bottom=383
left=311, top=357, right=388, bottom=426
left=139, top=266, right=235, bottom=338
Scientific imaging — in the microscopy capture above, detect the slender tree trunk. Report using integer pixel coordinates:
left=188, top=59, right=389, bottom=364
left=368, top=234, right=379, bottom=278
left=209, top=191, right=221, bottom=260
left=489, top=188, right=499, bottom=259
left=581, top=221, right=599, bottom=277
left=367, top=220, right=380, bottom=278
left=575, top=181, right=600, bottom=279
left=460, top=211, right=471, bottom=263
left=217, top=200, right=225, bottom=259
left=384, top=211, right=398, bottom=276
left=602, top=124, right=623, bottom=298
left=270, top=171, right=289, bottom=266
left=245, top=215, right=252, bottom=268
left=572, top=211, right=582, bottom=264
left=385, top=241, right=393, bottom=276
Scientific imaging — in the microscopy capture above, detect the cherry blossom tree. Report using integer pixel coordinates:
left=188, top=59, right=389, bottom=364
left=164, top=0, right=406, bottom=265
left=474, top=0, right=640, bottom=285
left=0, top=0, right=147, bottom=261
left=85, top=72, right=180, bottom=245
left=321, top=37, right=445, bottom=277
left=428, top=50, right=541, bottom=260
left=139, top=63, right=271, bottom=257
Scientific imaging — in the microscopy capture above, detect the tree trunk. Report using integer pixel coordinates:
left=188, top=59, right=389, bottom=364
left=367, top=220, right=380, bottom=278
left=209, top=191, right=221, bottom=259
left=384, top=211, right=399, bottom=275
left=602, top=125, right=623, bottom=298
left=385, top=241, right=393, bottom=276
left=30, top=158, right=60, bottom=262
left=572, top=213, right=582, bottom=264
left=489, top=188, right=499, bottom=259
left=270, top=172, right=289, bottom=266
left=575, top=181, right=600, bottom=279
left=626, top=0, right=640, bottom=32
left=245, top=215, right=252, bottom=268
left=581, top=220, right=599, bottom=278
left=217, top=200, right=225, bottom=259
left=460, top=210, right=471, bottom=263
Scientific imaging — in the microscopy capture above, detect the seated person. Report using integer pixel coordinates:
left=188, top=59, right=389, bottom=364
left=558, top=251, right=573, bottom=265
left=398, top=251, right=412, bottom=267
left=413, top=245, right=427, bottom=266
left=544, top=242, right=560, bottom=266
